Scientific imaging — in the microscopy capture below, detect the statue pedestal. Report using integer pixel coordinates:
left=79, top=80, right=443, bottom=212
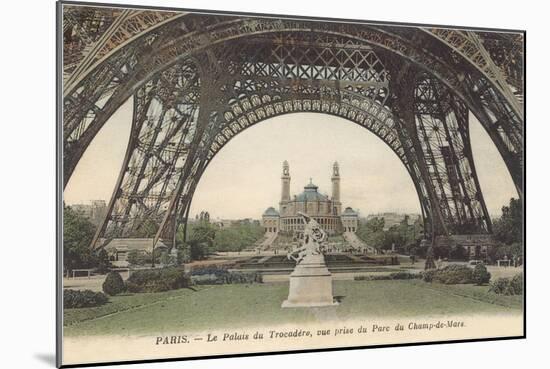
left=282, top=253, right=338, bottom=308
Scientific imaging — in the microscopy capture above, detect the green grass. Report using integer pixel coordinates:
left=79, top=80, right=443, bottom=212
left=414, top=281, right=523, bottom=309
left=64, top=280, right=522, bottom=337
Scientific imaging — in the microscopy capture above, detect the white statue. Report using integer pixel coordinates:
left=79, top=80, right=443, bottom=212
left=282, top=212, right=336, bottom=307
left=287, top=212, right=327, bottom=264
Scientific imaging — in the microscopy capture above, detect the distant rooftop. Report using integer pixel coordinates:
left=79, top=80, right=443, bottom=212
left=342, top=207, right=359, bottom=216
left=295, top=179, right=329, bottom=202
left=263, top=207, right=280, bottom=216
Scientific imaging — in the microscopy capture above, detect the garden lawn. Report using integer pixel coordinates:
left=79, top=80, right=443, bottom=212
left=64, top=280, right=522, bottom=337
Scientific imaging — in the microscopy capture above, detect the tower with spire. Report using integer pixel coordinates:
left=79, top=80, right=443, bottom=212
left=262, top=161, right=358, bottom=236
left=331, top=162, right=342, bottom=215
left=281, top=160, right=291, bottom=201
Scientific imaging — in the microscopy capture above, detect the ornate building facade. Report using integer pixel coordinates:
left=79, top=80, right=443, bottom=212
left=262, top=162, right=359, bottom=235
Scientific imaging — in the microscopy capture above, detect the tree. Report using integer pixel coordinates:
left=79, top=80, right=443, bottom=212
left=490, top=198, right=523, bottom=261
left=189, top=240, right=209, bottom=260
left=385, top=224, right=408, bottom=250
left=365, top=217, right=385, bottom=233
left=488, top=241, right=523, bottom=262
left=424, top=247, right=436, bottom=270
left=96, top=249, right=111, bottom=273
left=63, top=205, right=99, bottom=274
left=356, top=217, right=385, bottom=249
left=356, top=216, right=425, bottom=252
left=493, top=198, right=522, bottom=245
left=212, top=222, right=264, bottom=252
left=449, top=245, right=467, bottom=261
left=189, top=223, right=216, bottom=247
left=173, top=222, right=217, bottom=261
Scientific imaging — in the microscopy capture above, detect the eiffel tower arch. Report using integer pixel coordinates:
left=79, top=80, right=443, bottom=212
left=61, top=6, right=524, bottom=250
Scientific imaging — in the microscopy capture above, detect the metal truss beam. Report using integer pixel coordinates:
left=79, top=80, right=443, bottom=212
left=62, top=16, right=523, bottom=199
left=60, top=7, right=523, bottom=245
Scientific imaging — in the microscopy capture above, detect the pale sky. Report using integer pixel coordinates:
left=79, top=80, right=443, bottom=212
left=64, top=98, right=518, bottom=220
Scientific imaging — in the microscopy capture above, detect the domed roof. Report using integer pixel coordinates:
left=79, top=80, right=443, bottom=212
left=304, top=181, right=318, bottom=190
left=263, top=207, right=279, bottom=216
left=295, top=179, right=329, bottom=202
left=342, top=207, right=358, bottom=216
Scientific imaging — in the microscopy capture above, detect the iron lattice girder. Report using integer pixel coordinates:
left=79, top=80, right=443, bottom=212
left=63, top=6, right=124, bottom=75
left=63, top=6, right=523, bottom=109
left=424, top=28, right=523, bottom=112
left=413, top=75, right=491, bottom=234
left=91, top=60, right=201, bottom=245
left=475, top=32, right=524, bottom=96
left=60, top=7, right=523, bottom=245
left=62, top=12, right=524, bottom=202
left=207, top=85, right=403, bottom=161
left=63, top=6, right=184, bottom=90
left=93, top=51, right=490, bottom=246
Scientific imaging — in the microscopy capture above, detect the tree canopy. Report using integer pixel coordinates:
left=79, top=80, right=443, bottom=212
left=356, top=216, right=423, bottom=252
left=493, top=198, right=523, bottom=245
left=175, top=219, right=264, bottom=261
left=63, top=205, right=101, bottom=273
left=487, top=197, right=523, bottom=260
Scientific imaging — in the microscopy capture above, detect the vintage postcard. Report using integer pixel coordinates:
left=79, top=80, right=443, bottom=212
left=57, top=1, right=525, bottom=366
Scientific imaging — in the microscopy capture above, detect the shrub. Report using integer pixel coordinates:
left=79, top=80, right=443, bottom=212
left=422, top=264, right=473, bottom=284
left=127, top=249, right=162, bottom=266
left=386, top=271, right=421, bottom=280
left=354, top=272, right=421, bottom=281
left=125, top=267, right=191, bottom=293
left=489, top=273, right=523, bottom=295
left=159, top=251, right=176, bottom=266
left=489, top=278, right=512, bottom=295
left=102, top=271, right=125, bottom=295
left=354, top=275, right=374, bottom=281
left=422, top=269, right=437, bottom=282
left=511, top=273, right=523, bottom=295
left=471, top=263, right=491, bottom=285
left=127, top=250, right=144, bottom=266
left=176, top=248, right=191, bottom=264
left=189, top=241, right=209, bottom=260
left=64, top=289, right=108, bottom=309
left=190, top=268, right=262, bottom=285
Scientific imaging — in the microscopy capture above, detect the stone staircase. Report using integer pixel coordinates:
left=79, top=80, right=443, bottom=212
left=255, top=232, right=278, bottom=251
left=342, top=232, right=378, bottom=254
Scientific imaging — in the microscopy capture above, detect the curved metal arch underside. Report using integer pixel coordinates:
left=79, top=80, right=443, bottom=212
left=63, top=15, right=523, bottom=203
left=60, top=9, right=522, bottom=248
left=91, top=56, right=423, bottom=246
left=63, top=8, right=523, bottom=115
left=91, top=54, right=491, bottom=249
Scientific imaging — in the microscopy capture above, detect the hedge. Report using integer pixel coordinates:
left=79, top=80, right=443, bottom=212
left=489, top=273, right=523, bottom=295
left=125, top=267, right=191, bottom=293
left=190, top=267, right=262, bottom=285
left=354, top=272, right=421, bottom=281
left=64, top=289, right=109, bottom=309
left=422, top=264, right=473, bottom=284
